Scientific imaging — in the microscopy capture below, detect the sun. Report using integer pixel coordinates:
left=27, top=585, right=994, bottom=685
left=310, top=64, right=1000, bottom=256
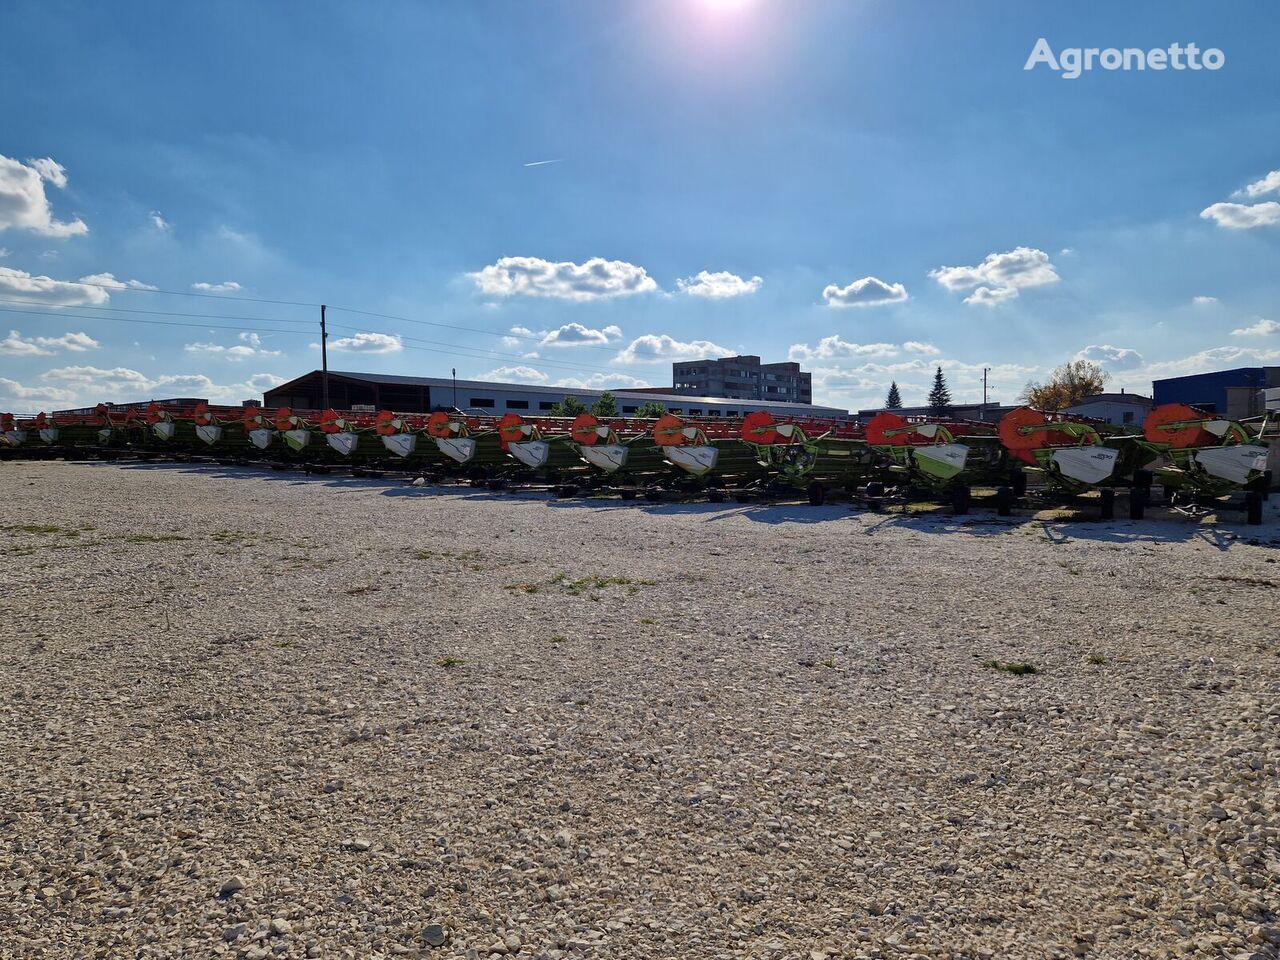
left=701, top=0, right=752, bottom=10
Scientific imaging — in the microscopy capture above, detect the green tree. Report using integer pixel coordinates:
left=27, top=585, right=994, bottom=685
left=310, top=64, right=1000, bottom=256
left=634, top=400, right=667, bottom=418
left=548, top=394, right=587, bottom=417
left=1022, top=360, right=1110, bottom=411
left=885, top=381, right=903, bottom=409
left=927, top=367, right=952, bottom=416
left=591, top=391, right=618, bottom=417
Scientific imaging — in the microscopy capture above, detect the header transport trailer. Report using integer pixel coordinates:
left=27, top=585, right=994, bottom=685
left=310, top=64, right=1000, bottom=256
left=0, top=401, right=1271, bottom=523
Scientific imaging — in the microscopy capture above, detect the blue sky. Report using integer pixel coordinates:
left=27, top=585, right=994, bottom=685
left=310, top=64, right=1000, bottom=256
left=1, top=0, right=1278, bottom=413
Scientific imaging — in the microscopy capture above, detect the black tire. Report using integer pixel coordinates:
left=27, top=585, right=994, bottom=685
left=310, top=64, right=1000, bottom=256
left=1245, top=490, right=1263, bottom=526
left=733, top=491, right=752, bottom=504
left=644, top=487, right=662, bottom=502
left=619, top=488, right=637, bottom=501
left=951, top=485, right=970, bottom=516
left=1132, top=468, right=1153, bottom=491
left=707, top=487, right=724, bottom=503
left=1099, top=488, right=1115, bottom=521
left=559, top=484, right=579, bottom=498
left=807, top=482, right=826, bottom=506
left=865, top=481, right=885, bottom=498
left=995, top=486, right=1014, bottom=517
left=1128, top=487, right=1146, bottom=521
left=487, top=478, right=507, bottom=491
left=1009, top=469, right=1027, bottom=498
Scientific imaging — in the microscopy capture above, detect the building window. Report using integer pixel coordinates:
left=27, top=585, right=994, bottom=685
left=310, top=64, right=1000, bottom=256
left=726, top=410, right=737, bottom=417
left=622, top=406, right=637, bottom=414
left=1122, top=411, right=1134, bottom=424
left=470, top=398, right=495, bottom=408
left=539, top=401, right=556, bottom=411
left=506, top=400, right=529, bottom=410
left=689, top=408, right=702, bottom=415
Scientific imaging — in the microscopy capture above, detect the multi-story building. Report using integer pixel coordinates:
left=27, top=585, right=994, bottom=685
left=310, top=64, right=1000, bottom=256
left=671, top=356, right=812, bottom=405
left=1152, top=366, right=1280, bottom=420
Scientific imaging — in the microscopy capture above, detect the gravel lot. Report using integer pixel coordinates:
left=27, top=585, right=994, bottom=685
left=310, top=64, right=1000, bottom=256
left=1, top=461, right=1278, bottom=960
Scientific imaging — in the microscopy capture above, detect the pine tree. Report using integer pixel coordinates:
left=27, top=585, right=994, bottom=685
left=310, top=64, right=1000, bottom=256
left=635, top=400, right=667, bottom=418
left=927, top=367, right=952, bottom=416
left=885, top=381, right=902, bottom=410
left=548, top=395, right=587, bottom=417
left=591, top=392, right=618, bottom=417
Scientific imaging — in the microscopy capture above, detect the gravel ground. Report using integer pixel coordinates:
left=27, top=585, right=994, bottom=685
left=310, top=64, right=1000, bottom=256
left=1, top=461, right=1278, bottom=960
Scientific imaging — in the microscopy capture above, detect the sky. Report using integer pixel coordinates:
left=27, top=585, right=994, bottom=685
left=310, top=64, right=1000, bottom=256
left=1, top=0, right=1278, bottom=414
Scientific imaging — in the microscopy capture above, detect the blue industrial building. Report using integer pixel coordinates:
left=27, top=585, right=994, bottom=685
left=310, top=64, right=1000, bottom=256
left=1152, top=366, right=1279, bottom=419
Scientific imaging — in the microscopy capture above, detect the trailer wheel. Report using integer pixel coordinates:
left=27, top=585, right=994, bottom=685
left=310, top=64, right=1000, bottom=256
left=865, top=481, right=885, bottom=498
left=1009, top=470, right=1027, bottom=497
left=644, top=487, right=663, bottom=502
left=950, top=485, right=970, bottom=516
left=559, top=484, right=579, bottom=498
left=807, top=482, right=826, bottom=506
left=733, top=491, right=753, bottom=503
left=619, top=488, right=637, bottom=501
left=995, top=486, right=1014, bottom=517
left=1245, top=490, right=1263, bottom=526
left=1099, top=488, right=1115, bottom=521
left=1128, top=486, right=1146, bottom=521
left=707, top=487, right=724, bottom=504
left=487, top=478, right=507, bottom=491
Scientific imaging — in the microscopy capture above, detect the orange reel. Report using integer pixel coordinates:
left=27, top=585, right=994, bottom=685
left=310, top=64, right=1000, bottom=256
left=192, top=402, right=214, bottom=426
left=425, top=411, right=454, bottom=438
left=274, top=407, right=296, bottom=431
left=144, top=402, right=165, bottom=424
left=865, top=412, right=911, bottom=447
left=741, top=410, right=781, bottom=445
left=93, top=402, right=111, bottom=425
left=571, top=413, right=602, bottom=445
left=497, top=413, right=526, bottom=443
left=318, top=409, right=346, bottom=434
left=375, top=410, right=403, bottom=436
left=653, top=413, right=687, bottom=446
left=35, top=412, right=48, bottom=428
left=1144, top=403, right=1216, bottom=449
left=1, top=413, right=15, bottom=431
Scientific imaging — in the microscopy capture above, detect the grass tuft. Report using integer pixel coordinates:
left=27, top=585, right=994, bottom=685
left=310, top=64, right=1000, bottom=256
left=982, top=659, right=1038, bottom=675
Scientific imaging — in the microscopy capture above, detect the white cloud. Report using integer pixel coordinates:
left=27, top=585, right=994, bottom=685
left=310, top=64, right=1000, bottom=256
left=676, top=271, right=763, bottom=299
left=326, top=331, right=402, bottom=354
left=33, top=365, right=286, bottom=406
left=555, top=373, right=652, bottom=389
left=902, top=340, right=940, bottom=356
left=192, top=280, right=242, bottom=293
left=539, top=322, right=624, bottom=347
left=1138, top=346, right=1280, bottom=380
left=1192, top=296, right=1218, bottom=305
left=149, top=211, right=170, bottom=231
left=0, top=329, right=100, bottom=356
left=184, top=331, right=283, bottom=360
left=0, top=376, right=78, bottom=408
left=479, top=365, right=549, bottom=384
left=1231, top=318, right=1280, bottom=337
left=930, top=247, right=1060, bottom=306
left=78, top=272, right=157, bottom=291
left=613, top=334, right=734, bottom=364
left=1075, top=344, right=1144, bottom=371
left=0, top=155, right=88, bottom=237
left=804, top=356, right=1039, bottom=408
left=1200, top=201, right=1280, bottom=230
left=788, top=336, right=900, bottom=362
left=1237, top=170, right=1280, bottom=199
left=0, top=267, right=109, bottom=306
left=0, top=247, right=9, bottom=258
left=468, top=256, right=658, bottom=301
left=821, top=276, right=909, bottom=308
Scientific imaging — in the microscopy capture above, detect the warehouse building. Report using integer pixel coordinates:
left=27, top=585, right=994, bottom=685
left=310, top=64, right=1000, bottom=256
left=263, top=370, right=848, bottom=419
left=1153, top=366, right=1280, bottom=419
left=1063, top=391, right=1152, bottom=426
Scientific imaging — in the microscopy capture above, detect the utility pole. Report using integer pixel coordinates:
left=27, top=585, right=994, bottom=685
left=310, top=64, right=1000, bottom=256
left=320, top=304, right=330, bottom=410
left=981, top=367, right=990, bottom=421
left=452, top=368, right=457, bottom=410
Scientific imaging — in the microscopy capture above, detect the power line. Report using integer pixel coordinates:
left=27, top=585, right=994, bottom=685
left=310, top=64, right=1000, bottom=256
left=39, top=276, right=321, bottom=308
left=0, top=297, right=316, bottom=327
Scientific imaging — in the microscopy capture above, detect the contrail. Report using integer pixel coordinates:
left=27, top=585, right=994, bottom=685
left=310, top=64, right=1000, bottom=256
left=523, top=159, right=564, bottom=167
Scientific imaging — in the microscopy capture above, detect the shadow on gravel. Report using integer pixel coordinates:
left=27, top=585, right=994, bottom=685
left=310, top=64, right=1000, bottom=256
left=87, top=460, right=1280, bottom=544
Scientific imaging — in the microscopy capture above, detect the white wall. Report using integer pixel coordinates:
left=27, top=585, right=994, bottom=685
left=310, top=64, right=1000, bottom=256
left=1064, top=400, right=1150, bottom=426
